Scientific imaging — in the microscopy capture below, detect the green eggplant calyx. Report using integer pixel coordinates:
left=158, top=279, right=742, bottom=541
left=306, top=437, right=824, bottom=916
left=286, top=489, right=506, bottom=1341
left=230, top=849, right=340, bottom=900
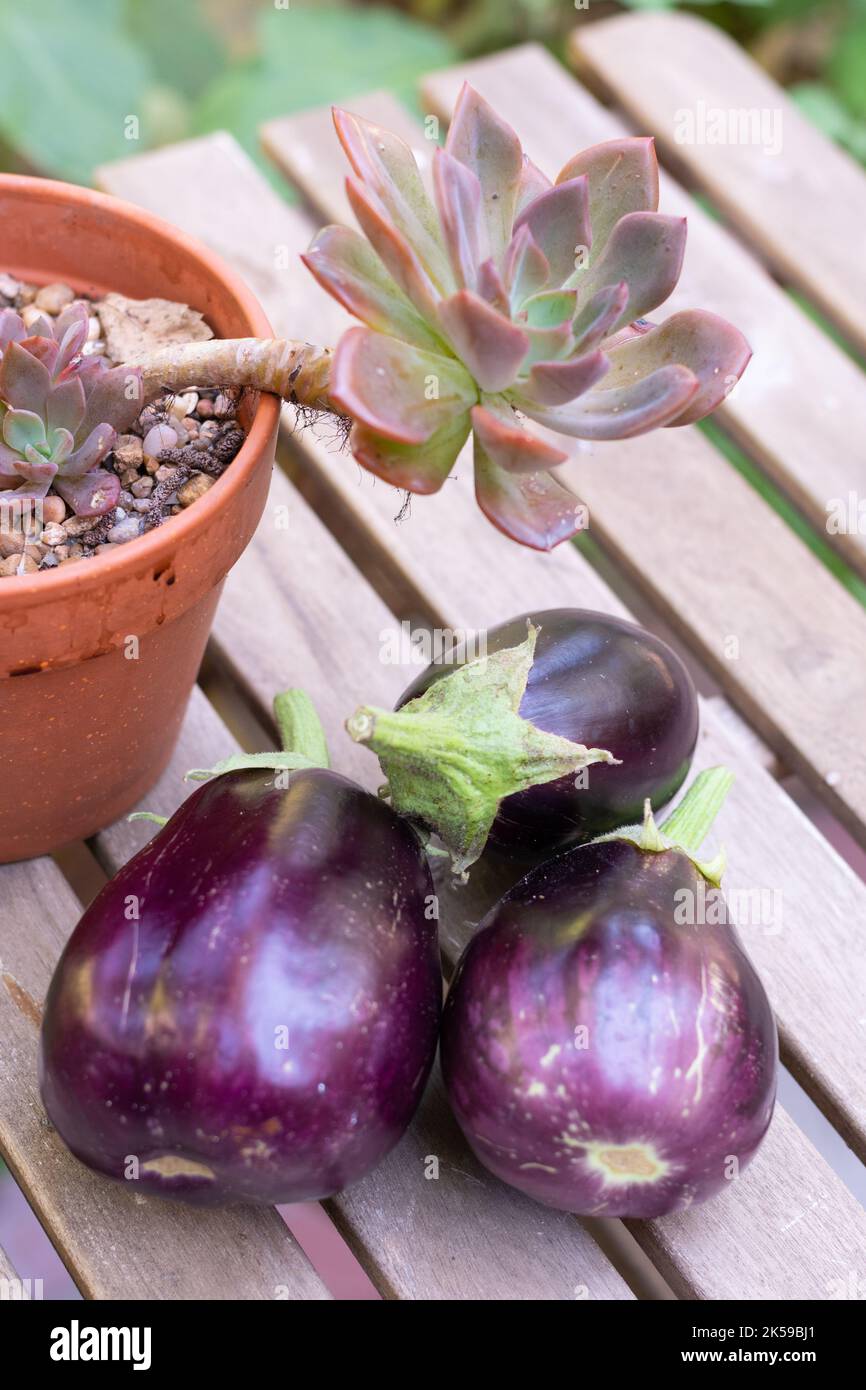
left=346, top=623, right=618, bottom=876
left=591, top=766, right=733, bottom=886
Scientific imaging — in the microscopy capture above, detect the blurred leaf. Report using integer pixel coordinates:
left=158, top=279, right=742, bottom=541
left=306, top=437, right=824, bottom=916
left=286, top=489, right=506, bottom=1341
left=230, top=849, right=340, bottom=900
left=829, top=17, right=866, bottom=121
left=123, top=0, right=227, bottom=100
left=792, top=80, right=866, bottom=164
left=191, top=1, right=456, bottom=181
left=0, top=0, right=153, bottom=182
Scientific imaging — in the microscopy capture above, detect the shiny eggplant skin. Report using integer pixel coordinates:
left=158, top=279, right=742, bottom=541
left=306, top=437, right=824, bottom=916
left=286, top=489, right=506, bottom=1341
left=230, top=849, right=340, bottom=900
left=39, top=768, right=441, bottom=1206
left=441, top=841, right=777, bottom=1218
left=399, top=609, right=698, bottom=854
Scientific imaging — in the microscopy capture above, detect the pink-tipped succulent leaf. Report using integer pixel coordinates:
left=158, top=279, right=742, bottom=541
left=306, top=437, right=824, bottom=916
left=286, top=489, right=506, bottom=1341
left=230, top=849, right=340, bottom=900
left=305, top=88, right=751, bottom=549
left=0, top=303, right=143, bottom=517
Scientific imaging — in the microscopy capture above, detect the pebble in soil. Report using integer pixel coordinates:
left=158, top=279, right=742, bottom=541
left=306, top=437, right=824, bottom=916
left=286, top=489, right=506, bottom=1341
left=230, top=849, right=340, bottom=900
left=0, top=277, right=247, bottom=577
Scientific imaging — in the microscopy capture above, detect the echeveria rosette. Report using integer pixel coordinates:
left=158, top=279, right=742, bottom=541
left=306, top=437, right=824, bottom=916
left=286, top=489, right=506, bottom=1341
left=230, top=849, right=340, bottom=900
left=302, top=84, right=751, bottom=551
left=0, top=304, right=143, bottom=516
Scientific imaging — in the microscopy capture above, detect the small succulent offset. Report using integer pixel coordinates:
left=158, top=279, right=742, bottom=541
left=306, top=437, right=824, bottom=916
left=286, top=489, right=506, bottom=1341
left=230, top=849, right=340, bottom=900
left=303, top=84, right=751, bottom=550
left=0, top=304, right=143, bottom=516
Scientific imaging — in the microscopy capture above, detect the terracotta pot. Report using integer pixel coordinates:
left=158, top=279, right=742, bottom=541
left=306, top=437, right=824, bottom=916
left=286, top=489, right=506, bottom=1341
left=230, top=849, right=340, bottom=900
left=0, top=176, right=279, bottom=863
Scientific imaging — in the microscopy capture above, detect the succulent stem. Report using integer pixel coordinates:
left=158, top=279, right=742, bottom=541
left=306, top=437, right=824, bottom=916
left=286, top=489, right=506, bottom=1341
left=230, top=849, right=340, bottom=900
left=137, top=337, right=340, bottom=415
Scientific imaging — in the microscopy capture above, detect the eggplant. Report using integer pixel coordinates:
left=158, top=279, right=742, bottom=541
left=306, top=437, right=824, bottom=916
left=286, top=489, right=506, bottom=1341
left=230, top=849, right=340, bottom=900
left=440, top=770, right=777, bottom=1218
left=39, top=693, right=441, bottom=1206
left=401, top=610, right=698, bottom=854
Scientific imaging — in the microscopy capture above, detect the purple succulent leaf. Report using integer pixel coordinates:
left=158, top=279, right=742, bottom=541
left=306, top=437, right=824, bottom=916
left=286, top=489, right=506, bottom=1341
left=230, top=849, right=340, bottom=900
left=46, top=376, right=87, bottom=438
left=3, top=407, right=47, bottom=454
left=437, top=290, right=530, bottom=393
left=521, top=349, right=610, bottom=407
left=605, top=310, right=752, bottom=427
left=0, top=309, right=26, bottom=354
left=433, top=148, right=489, bottom=292
left=0, top=340, right=52, bottom=416
left=471, top=401, right=568, bottom=474
left=347, top=175, right=442, bottom=325
left=54, top=316, right=90, bottom=379
left=570, top=212, right=687, bottom=332
left=54, top=466, right=120, bottom=517
left=0, top=441, right=22, bottom=479
left=302, top=225, right=443, bottom=351
left=523, top=288, right=578, bottom=328
left=0, top=465, right=55, bottom=503
left=557, top=137, right=659, bottom=261
left=24, top=314, right=55, bottom=342
left=331, top=326, right=476, bottom=445
left=514, top=177, right=592, bottom=288
left=63, top=422, right=116, bottom=478
left=474, top=439, right=585, bottom=550
left=519, top=321, right=574, bottom=370
left=79, top=364, right=144, bottom=439
left=333, top=107, right=453, bottom=294
left=445, top=82, right=524, bottom=262
left=503, top=224, right=550, bottom=310
left=570, top=281, right=629, bottom=356
left=476, top=257, right=510, bottom=314
left=55, top=301, right=90, bottom=340
left=521, top=363, right=699, bottom=440
left=351, top=410, right=470, bottom=495
left=515, top=155, right=552, bottom=219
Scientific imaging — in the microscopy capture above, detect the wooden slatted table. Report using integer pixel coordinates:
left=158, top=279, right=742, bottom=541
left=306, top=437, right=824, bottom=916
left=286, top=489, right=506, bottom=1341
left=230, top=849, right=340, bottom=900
left=1, top=12, right=864, bottom=1300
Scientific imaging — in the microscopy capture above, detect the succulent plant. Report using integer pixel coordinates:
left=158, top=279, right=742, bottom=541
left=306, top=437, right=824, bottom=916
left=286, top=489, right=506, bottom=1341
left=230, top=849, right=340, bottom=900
left=0, top=303, right=143, bottom=516
left=303, top=84, right=751, bottom=550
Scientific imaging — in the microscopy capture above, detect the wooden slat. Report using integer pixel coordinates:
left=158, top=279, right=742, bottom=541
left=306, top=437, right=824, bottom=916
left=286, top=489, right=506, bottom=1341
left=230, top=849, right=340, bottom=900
left=99, top=128, right=866, bottom=1163
left=632, top=1105, right=866, bottom=1302
left=99, top=130, right=866, bottom=1298
left=570, top=11, right=866, bottom=362
left=268, top=62, right=866, bottom=585
left=93, top=474, right=632, bottom=1301
left=0, top=854, right=328, bottom=1300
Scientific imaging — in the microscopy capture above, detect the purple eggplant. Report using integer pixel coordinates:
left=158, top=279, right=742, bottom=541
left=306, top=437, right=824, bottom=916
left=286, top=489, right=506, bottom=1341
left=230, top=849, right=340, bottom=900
left=399, top=609, right=698, bottom=857
left=440, top=770, right=777, bottom=1218
left=39, top=693, right=441, bottom=1207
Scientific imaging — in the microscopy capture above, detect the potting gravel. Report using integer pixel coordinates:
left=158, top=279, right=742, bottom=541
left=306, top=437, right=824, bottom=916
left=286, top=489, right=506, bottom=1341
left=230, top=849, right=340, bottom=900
left=0, top=278, right=247, bottom=578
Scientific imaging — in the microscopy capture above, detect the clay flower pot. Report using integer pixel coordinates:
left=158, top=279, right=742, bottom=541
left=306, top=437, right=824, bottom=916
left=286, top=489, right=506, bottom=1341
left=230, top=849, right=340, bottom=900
left=0, top=176, right=279, bottom=863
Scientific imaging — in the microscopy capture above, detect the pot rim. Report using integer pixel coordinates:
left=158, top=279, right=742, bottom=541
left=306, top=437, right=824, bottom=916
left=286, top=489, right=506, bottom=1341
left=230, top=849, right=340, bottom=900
left=0, top=173, right=280, bottom=613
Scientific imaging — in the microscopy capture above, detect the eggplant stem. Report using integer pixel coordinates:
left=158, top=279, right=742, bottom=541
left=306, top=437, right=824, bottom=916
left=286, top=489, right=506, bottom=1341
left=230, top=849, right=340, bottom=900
left=660, top=767, right=734, bottom=854
left=273, top=689, right=330, bottom=768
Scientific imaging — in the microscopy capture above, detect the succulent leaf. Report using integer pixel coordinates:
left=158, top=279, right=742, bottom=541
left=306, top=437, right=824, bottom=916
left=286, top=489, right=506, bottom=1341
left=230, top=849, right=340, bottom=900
left=332, top=107, right=452, bottom=294
left=568, top=212, right=687, bottom=329
left=314, top=89, right=751, bottom=549
left=0, top=308, right=142, bottom=516
left=603, top=310, right=752, bottom=427
left=444, top=81, right=523, bottom=261
left=521, top=363, right=699, bottom=440
left=474, top=441, right=585, bottom=551
left=331, top=326, right=476, bottom=444
left=524, top=349, right=610, bottom=407
left=514, top=177, right=592, bottom=287
left=471, top=402, right=567, bottom=474
left=351, top=410, right=471, bottom=494
left=557, top=137, right=659, bottom=257
left=433, top=148, right=488, bottom=292
left=437, top=291, right=529, bottom=393
left=302, top=225, right=442, bottom=351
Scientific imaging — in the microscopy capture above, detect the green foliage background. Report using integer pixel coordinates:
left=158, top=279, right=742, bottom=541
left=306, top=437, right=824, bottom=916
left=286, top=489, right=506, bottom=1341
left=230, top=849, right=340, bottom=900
left=0, top=0, right=862, bottom=185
